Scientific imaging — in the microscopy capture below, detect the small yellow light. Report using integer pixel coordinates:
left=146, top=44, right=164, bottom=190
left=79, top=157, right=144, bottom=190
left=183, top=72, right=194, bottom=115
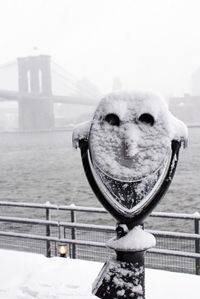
left=57, top=243, right=68, bottom=258
left=59, top=245, right=67, bottom=255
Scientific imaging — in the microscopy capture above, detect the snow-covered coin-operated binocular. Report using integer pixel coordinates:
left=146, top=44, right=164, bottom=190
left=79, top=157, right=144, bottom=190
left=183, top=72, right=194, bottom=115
left=73, top=91, right=188, bottom=229
left=73, top=91, right=188, bottom=299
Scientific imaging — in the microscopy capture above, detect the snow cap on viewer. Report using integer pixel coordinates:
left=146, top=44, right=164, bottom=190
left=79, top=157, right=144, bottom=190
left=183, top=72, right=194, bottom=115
left=89, top=90, right=188, bottom=181
left=96, top=90, right=188, bottom=142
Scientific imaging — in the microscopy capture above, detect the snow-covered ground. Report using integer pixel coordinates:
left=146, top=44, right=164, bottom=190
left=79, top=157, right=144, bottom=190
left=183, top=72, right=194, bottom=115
left=0, top=249, right=199, bottom=299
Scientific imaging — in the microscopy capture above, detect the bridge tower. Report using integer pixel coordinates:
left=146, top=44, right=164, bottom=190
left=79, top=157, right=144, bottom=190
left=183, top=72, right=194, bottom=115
left=17, top=55, right=54, bottom=131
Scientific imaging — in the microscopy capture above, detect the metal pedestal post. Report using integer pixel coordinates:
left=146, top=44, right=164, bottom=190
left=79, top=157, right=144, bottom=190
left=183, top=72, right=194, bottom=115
left=93, top=250, right=145, bottom=299
left=92, top=225, right=153, bottom=299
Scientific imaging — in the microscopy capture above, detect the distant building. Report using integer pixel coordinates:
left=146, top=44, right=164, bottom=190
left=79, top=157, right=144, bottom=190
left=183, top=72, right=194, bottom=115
left=191, top=67, right=200, bottom=96
left=169, top=68, right=200, bottom=126
left=169, top=94, right=200, bottom=125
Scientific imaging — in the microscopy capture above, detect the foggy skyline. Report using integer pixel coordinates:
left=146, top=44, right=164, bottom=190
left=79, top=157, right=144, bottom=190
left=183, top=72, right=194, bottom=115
left=0, top=0, right=200, bottom=96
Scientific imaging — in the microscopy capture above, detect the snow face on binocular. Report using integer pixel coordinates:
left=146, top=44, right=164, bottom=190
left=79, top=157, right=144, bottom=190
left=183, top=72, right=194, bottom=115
left=88, top=91, right=187, bottom=210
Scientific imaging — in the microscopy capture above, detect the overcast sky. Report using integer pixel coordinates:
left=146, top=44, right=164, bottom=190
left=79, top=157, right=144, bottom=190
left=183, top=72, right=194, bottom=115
left=0, top=0, right=200, bottom=97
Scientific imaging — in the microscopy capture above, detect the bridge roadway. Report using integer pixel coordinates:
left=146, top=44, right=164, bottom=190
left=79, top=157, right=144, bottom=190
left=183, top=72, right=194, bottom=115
left=0, top=90, right=98, bottom=106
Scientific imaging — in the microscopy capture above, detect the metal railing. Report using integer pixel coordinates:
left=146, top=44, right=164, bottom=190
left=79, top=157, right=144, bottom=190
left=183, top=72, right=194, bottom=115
left=0, top=201, right=199, bottom=275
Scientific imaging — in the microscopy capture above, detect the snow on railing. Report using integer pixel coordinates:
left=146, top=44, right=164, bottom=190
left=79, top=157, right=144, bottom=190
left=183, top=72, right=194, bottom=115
left=0, top=215, right=200, bottom=240
left=0, top=201, right=200, bottom=274
left=0, top=200, right=199, bottom=219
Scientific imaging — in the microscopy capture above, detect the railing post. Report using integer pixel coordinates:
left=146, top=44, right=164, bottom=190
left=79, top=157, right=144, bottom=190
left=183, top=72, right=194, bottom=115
left=71, top=209, right=76, bottom=259
left=46, top=207, right=51, bottom=258
left=194, top=218, right=200, bottom=275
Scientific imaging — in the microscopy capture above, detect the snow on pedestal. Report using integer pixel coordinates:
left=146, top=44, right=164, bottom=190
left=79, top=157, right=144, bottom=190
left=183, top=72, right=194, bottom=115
left=92, top=226, right=156, bottom=299
left=107, top=226, right=156, bottom=252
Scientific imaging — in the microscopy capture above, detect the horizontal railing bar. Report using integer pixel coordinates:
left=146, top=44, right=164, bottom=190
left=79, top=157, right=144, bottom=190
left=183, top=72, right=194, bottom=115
left=0, top=231, right=105, bottom=247
left=60, top=221, right=115, bottom=232
left=0, top=201, right=199, bottom=220
left=147, top=229, right=200, bottom=240
left=0, top=215, right=200, bottom=240
left=0, top=201, right=55, bottom=209
left=0, top=230, right=200, bottom=259
left=148, top=248, right=200, bottom=259
left=150, top=211, right=200, bottom=220
left=0, top=216, right=115, bottom=231
left=0, top=201, right=106, bottom=213
left=0, top=216, right=58, bottom=226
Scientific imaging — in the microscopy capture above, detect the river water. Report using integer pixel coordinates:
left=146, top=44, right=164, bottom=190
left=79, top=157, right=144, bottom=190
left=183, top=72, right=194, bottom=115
left=0, top=127, right=199, bottom=229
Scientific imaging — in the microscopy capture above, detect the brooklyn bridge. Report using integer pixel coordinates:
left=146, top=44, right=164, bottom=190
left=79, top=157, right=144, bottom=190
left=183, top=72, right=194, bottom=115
left=0, top=55, right=98, bottom=131
left=0, top=54, right=199, bottom=131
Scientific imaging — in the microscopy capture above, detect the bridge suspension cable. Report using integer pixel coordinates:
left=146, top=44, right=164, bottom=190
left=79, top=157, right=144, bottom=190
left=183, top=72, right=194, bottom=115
left=51, top=60, right=79, bottom=82
left=51, top=61, right=99, bottom=99
left=0, top=59, right=17, bottom=70
left=52, top=69, right=79, bottom=95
